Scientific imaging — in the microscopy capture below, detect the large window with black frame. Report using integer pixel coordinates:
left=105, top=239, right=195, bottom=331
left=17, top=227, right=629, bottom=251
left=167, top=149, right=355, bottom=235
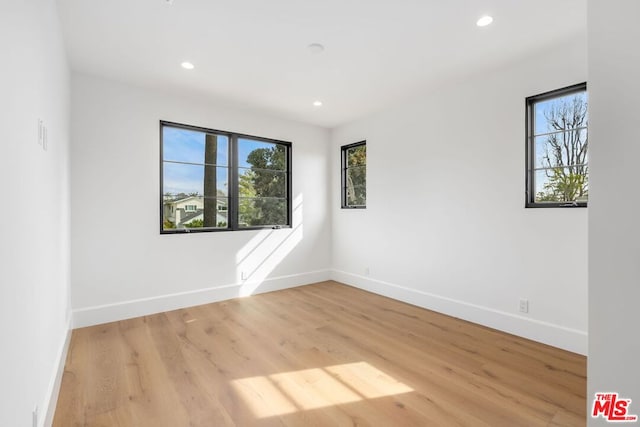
left=161, top=121, right=291, bottom=233
left=341, top=141, right=366, bottom=208
left=526, top=83, right=588, bottom=207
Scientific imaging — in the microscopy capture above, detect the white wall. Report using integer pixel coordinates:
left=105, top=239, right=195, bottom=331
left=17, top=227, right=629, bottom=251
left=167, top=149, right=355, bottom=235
left=588, top=1, right=640, bottom=424
left=0, top=1, right=71, bottom=426
left=330, top=36, right=588, bottom=354
left=70, top=74, right=331, bottom=326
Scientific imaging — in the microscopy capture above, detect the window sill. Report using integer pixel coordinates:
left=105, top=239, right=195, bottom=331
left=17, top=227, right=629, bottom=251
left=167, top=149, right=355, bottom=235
left=525, top=202, right=587, bottom=208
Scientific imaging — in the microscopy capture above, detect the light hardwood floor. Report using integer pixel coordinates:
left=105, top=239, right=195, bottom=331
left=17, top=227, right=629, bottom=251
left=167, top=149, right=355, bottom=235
left=53, top=281, right=586, bottom=426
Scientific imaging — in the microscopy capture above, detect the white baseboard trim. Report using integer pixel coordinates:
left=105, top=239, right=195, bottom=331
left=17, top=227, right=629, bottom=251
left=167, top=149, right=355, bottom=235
left=42, top=319, right=72, bottom=427
left=72, top=269, right=331, bottom=329
left=331, top=269, right=587, bottom=355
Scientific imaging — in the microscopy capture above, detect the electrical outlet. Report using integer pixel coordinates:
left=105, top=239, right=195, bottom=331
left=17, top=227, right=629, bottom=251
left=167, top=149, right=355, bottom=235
left=519, top=298, right=529, bottom=313
left=241, top=271, right=247, bottom=280
left=364, top=267, right=370, bottom=276
left=32, top=405, right=38, bottom=427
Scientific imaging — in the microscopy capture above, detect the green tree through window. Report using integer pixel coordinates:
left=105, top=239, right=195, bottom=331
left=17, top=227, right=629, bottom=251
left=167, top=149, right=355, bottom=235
left=239, top=142, right=288, bottom=226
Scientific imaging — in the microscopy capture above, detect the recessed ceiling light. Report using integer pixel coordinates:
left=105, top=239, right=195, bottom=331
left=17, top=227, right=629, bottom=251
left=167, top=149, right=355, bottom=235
left=308, top=43, right=325, bottom=54
left=164, top=0, right=174, bottom=5
left=476, top=15, right=493, bottom=27
left=313, top=100, right=323, bottom=107
left=181, top=61, right=194, bottom=70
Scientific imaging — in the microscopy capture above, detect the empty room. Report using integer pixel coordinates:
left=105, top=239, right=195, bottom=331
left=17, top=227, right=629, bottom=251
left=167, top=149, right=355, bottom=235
left=1, top=0, right=639, bottom=426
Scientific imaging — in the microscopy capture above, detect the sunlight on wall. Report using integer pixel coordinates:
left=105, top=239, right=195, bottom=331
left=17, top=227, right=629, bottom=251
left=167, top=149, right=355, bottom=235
left=230, top=362, right=413, bottom=418
left=236, top=194, right=304, bottom=297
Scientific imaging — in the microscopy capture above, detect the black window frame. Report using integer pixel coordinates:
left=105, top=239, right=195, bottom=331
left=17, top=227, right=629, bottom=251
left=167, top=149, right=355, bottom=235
left=160, top=120, right=292, bottom=234
left=341, top=141, right=367, bottom=209
left=525, top=82, right=588, bottom=208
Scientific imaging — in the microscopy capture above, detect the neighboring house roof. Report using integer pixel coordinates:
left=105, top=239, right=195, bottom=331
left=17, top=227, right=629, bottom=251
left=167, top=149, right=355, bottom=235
left=177, top=209, right=228, bottom=227
left=166, top=195, right=201, bottom=205
left=178, top=209, right=203, bottom=226
left=164, top=191, right=227, bottom=205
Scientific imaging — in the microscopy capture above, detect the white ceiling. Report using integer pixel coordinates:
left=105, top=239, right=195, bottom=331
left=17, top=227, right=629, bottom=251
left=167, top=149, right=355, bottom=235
left=57, top=0, right=586, bottom=128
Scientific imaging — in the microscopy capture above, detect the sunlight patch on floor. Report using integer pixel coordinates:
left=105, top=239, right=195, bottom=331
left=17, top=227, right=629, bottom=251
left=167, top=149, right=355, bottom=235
left=230, top=362, right=413, bottom=418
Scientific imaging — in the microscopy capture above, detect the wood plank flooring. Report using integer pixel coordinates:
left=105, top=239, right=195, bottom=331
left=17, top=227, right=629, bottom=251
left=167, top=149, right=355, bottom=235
left=53, top=281, right=586, bottom=426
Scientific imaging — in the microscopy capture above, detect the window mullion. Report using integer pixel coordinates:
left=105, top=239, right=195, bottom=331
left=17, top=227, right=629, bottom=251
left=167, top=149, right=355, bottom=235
left=533, top=164, right=588, bottom=171
left=229, top=134, right=239, bottom=231
left=532, top=126, right=588, bottom=139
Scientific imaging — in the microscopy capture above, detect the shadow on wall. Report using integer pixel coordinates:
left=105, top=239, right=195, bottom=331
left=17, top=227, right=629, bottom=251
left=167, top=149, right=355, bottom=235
left=236, top=194, right=304, bottom=296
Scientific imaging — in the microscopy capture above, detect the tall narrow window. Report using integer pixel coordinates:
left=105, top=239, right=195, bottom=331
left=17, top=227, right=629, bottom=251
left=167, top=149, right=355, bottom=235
left=161, top=121, right=291, bottom=233
left=526, top=83, right=588, bottom=207
left=341, top=141, right=366, bottom=209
